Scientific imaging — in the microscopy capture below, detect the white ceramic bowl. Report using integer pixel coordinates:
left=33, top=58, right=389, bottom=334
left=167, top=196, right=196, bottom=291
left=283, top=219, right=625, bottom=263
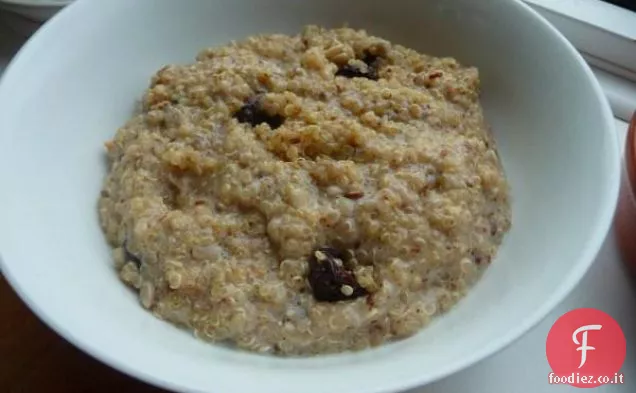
left=0, top=0, right=620, bottom=392
left=0, top=0, right=71, bottom=21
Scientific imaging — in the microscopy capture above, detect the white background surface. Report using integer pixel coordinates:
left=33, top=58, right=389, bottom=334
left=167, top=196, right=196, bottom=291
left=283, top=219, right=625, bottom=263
left=0, top=10, right=633, bottom=393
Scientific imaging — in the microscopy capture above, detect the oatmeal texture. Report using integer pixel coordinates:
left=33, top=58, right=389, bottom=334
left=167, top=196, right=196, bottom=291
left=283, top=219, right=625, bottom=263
left=98, top=25, right=512, bottom=356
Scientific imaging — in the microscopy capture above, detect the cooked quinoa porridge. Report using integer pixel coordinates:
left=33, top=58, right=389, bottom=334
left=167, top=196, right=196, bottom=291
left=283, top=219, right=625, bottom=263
left=98, top=25, right=512, bottom=356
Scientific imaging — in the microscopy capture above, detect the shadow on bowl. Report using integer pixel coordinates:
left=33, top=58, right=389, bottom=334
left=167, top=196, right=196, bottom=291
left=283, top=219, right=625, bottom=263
left=0, top=0, right=72, bottom=22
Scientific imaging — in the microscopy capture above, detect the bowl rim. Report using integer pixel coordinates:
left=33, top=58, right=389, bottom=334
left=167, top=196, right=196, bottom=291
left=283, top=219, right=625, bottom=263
left=625, top=111, right=636, bottom=193
left=0, top=0, right=622, bottom=392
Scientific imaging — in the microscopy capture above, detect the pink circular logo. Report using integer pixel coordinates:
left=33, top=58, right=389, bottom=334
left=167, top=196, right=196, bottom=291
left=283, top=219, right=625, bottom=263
left=546, top=308, right=626, bottom=388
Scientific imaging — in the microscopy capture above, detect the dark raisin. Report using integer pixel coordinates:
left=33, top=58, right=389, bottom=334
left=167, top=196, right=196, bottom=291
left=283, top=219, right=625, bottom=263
left=335, top=52, right=381, bottom=81
left=362, top=52, right=380, bottom=67
left=123, top=240, right=142, bottom=267
left=233, top=96, right=284, bottom=129
left=307, top=247, right=367, bottom=302
left=335, top=64, right=374, bottom=80
left=362, top=52, right=381, bottom=80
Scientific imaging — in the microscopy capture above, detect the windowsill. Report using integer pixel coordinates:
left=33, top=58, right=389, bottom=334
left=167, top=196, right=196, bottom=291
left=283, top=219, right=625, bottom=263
left=522, top=0, right=636, bottom=121
left=524, top=0, right=636, bottom=39
left=525, top=0, right=636, bottom=93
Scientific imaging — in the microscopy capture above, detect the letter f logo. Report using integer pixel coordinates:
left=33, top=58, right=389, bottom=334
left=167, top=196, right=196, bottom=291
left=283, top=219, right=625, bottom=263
left=572, top=324, right=602, bottom=369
